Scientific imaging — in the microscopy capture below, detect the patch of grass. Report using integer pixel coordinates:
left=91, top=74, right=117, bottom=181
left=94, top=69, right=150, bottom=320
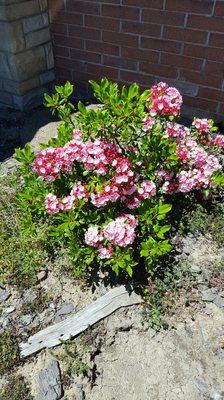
left=51, top=339, right=89, bottom=386
left=0, top=329, right=20, bottom=376
left=0, top=172, right=48, bottom=287
left=0, top=375, right=33, bottom=400
left=175, top=193, right=224, bottom=245
left=186, top=199, right=224, bottom=245
left=19, top=289, right=52, bottom=315
left=143, top=261, right=194, bottom=332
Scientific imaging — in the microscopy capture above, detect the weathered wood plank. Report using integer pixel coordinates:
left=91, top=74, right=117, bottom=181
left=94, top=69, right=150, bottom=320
left=20, top=285, right=142, bottom=358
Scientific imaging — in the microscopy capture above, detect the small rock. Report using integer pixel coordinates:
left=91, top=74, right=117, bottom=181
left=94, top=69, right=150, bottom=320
left=190, top=265, right=202, bottom=274
left=22, top=288, right=37, bottom=303
left=56, top=303, right=75, bottom=316
left=201, top=289, right=217, bottom=302
left=20, top=314, right=34, bottom=326
left=210, top=391, right=222, bottom=400
left=216, top=348, right=224, bottom=360
left=0, top=289, right=11, bottom=303
left=213, top=296, right=224, bottom=309
left=35, top=360, right=63, bottom=400
left=2, top=306, right=16, bottom=316
left=98, top=285, right=107, bottom=297
left=75, top=388, right=85, bottom=400
left=37, top=270, right=48, bottom=282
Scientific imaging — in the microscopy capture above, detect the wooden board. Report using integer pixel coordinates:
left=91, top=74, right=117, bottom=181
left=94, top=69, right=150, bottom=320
left=20, top=285, right=142, bottom=358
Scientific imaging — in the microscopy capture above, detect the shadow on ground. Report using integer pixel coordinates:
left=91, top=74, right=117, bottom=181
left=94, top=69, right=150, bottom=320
left=0, top=106, right=58, bottom=162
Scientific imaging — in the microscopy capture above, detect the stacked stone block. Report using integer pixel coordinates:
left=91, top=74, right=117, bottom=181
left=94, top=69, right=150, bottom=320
left=0, top=0, right=55, bottom=110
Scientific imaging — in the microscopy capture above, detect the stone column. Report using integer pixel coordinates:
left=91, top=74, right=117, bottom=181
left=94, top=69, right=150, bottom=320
left=0, top=0, right=55, bottom=110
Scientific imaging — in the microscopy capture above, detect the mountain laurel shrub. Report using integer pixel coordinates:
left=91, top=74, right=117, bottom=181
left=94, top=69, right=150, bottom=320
left=15, top=79, right=224, bottom=277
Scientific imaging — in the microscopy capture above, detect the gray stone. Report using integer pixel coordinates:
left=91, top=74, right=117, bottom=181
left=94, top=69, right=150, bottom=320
left=35, top=360, right=63, bottom=400
left=0, top=52, right=11, bottom=79
left=0, top=0, right=41, bottom=21
left=0, top=21, right=25, bottom=52
left=201, top=289, right=217, bottom=302
left=56, top=303, right=75, bottom=316
left=0, top=289, right=11, bottom=302
left=3, top=76, right=39, bottom=95
left=39, top=69, right=55, bottom=85
left=2, top=306, right=15, bottom=316
left=38, top=0, right=48, bottom=12
left=25, top=27, right=50, bottom=49
left=22, top=288, right=37, bottom=303
left=44, top=42, right=54, bottom=69
left=20, top=314, right=34, bottom=326
left=213, top=296, right=224, bottom=309
left=8, top=46, right=46, bottom=81
left=23, top=12, right=49, bottom=33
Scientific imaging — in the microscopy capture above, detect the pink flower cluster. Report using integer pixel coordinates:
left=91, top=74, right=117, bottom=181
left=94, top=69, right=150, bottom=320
left=148, top=82, right=183, bottom=117
left=165, top=122, right=190, bottom=143
left=45, top=182, right=88, bottom=213
left=192, top=118, right=213, bottom=133
left=84, top=214, right=138, bottom=259
left=210, top=135, right=224, bottom=148
left=142, top=115, right=155, bottom=132
left=159, top=137, right=222, bottom=193
left=33, top=130, right=123, bottom=182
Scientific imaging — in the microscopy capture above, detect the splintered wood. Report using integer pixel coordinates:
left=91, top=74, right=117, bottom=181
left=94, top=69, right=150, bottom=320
left=20, top=285, right=142, bottom=358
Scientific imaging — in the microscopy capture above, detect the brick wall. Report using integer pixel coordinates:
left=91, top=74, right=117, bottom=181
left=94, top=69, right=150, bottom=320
left=49, top=0, right=224, bottom=122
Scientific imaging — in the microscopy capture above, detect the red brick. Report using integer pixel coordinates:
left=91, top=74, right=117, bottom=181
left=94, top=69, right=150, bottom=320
left=68, top=26, right=101, bottom=40
left=72, top=71, right=93, bottom=83
left=54, top=45, right=70, bottom=58
left=87, top=64, right=119, bottom=80
left=142, top=9, right=185, bottom=26
left=53, top=34, right=84, bottom=49
left=66, top=1, right=100, bottom=15
left=55, top=57, right=85, bottom=72
left=123, top=0, right=163, bottom=8
left=57, top=67, right=72, bottom=80
left=140, top=62, right=178, bottom=78
left=187, top=15, right=224, bottom=33
left=70, top=49, right=102, bottom=63
left=103, top=31, right=138, bottom=46
left=209, top=33, right=224, bottom=48
left=214, top=1, right=224, bottom=16
left=49, top=0, right=65, bottom=13
left=203, top=61, right=224, bottom=75
left=184, top=96, right=218, bottom=112
left=120, top=70, right=156, bottom=86
left=198, top=87, right=224, bottom=102
left=51, top=23, right=68, bottom=35
left=179, top=69, right=222, bottom=88
left=86, top=40, right=120, bottom=56
left=163, top=26, right=208, bottom=44
left=103, top=55, right=137, bottom=70
left=102, top=4, right=140, bottom=20
left=161, top=53, right=203, bottom=71
left=122, top=21, right=161, bottom=37
left=165, top=0, right=214, bottom=14
left=141, top=37, right=182, bottom=54
left=121, top=46, right=159, bottom=63
left=184, top=44, right=224, bottom=62
left=59, top=12, right=83, bottom=25
left=85, top=15, right=120, bottom=31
